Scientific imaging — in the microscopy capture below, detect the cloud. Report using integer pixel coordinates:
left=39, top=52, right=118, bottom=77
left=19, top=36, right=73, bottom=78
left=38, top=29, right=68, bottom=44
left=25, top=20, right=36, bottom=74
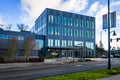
left=57, top=0, right=88, bottom=12
left=0, top=15, right=5, bottom=24
left=90, top=1, right=120, bottom=49
left=0, top=14, right=7, bottom=29
left=20, top=0, right=88, bottom=28
left=87, top=1, right=100, bottom=16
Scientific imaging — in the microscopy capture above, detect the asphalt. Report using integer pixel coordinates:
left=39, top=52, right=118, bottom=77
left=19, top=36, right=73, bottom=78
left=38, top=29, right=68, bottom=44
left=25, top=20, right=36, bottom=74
left=0, top=59, right=120, bottom=80
left=0, top=62, right=62, bottom=72
left=0, top=62, right=83, bottom=73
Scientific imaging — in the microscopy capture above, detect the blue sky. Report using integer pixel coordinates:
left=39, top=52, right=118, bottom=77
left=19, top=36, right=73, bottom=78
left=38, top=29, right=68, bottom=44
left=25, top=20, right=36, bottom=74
left=0, top=0, right=120, bottom=49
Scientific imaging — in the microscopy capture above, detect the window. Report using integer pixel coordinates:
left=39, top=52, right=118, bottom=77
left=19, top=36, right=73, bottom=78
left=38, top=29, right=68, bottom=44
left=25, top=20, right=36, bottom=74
left=68, top=41, right=72, bottom=46
left=79, top=30, right=82, bottom=37
left=74, top=19, right=78, bottom=27
left=87, top=21, right=89, bottom=28
left=55, top=27, right=57, bottom=35
left=85, top=42, right=94, bottom=56
left=63, top=17, right=67, bottom=25
left=92, top=31, right=94, bottom=39
left=62, top=40, right=64, bottom=47
left=58, top=40, right=60, bottom=46
left=58, top=27, right=60, bottom=35
left=82, top=30, right=84, bottom=37
left=55, top=16, right=57, bottom=24
left=0, top=34, right=24, bottom=40
left=92, top=21, right=94, bottom=29
left=86, top=31, right=89, bottom=38
left=35, top=40, right=43, bottom=49
left=62, top=28, right=67, bottom=36
left=51, top=26, right=54, bottom=35
left=70, top=29, right=72, bottom=37
left=48, top=15, right=54, bottom=24
left=68, top=18, right=72, bottom=26
left=48, top=39, right=50, bottom=46
left=18, top=36, right=24, bottom=40
left=68, top=28, right=69, bottom=36
left=74, top=41, right=83, bottom=46
left=80, top=20, right=82, bottom=27
left=0, top=34, right=8, bottom=39
left=55, top=16, right=60, bottom=24
left=64, top=28, right=67, bottom=36
left=62, top=40, right=67, bottom=47
left=48, top=26, right=54, bottom=35
left=48, top=27, right=50, bottom=35
left=74, top=29, right=78, bottom=37
left=48, top=39, right=53, bottom=47
left=85, top=20, right=86, bottom=28
left=55, top=40, right=60, bottom=46
left=82, top=20, right=84, bottom=28
left=67, top=28, right=72, bottom=37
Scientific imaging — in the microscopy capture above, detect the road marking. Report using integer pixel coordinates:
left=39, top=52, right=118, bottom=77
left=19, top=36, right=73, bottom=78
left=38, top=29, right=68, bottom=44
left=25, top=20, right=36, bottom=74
left=95, top=64, right=106, bottom=66
left=75, top=65, right=81, bottom=67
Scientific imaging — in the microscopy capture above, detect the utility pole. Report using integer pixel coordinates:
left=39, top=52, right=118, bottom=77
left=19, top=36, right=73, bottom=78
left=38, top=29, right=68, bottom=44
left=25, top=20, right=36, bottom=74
left=108, top=0, right=111, bottom=70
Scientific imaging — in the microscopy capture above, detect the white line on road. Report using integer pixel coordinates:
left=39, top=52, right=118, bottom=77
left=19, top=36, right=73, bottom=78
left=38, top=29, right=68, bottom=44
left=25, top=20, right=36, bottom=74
left=95, top=64, right=106, bottom=66
left=75, top=65, right=82, bottom=67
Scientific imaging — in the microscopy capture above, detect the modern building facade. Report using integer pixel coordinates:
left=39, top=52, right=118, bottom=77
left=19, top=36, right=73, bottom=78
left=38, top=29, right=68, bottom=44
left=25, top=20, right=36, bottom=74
left=31, top=8, right=96, bottom=58
left=0, top=30, right=44, bottom=60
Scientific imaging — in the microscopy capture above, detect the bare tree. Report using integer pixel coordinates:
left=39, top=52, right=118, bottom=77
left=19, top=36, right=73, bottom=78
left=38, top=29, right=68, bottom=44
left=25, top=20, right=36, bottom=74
left=0, top=24, right=4, bottom=30
left=17, top=24, right=28, bottom=32
left=6, top=24, right=12, bottom=31
left=0, top=24, right=12, bottom=31
left=3, top=38, right=18, bottom=62
left=23, top=37, right=35, bottom=62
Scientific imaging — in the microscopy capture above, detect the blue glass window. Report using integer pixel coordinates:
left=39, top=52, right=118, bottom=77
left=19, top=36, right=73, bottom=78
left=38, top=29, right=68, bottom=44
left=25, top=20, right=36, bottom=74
left=62, top=40, right=67, bottom=47
left=74, top=19, right=78, bottom=27
left=48, top=15, right=54, bottom=24
left=55, top=16, right=60, bottom=24
left=35, top=40, right=43, bottom=49
left=48, top=26, right=54, bottom=35
left=48, top=39, right=53, bottom=47
left=92, top=21, right=94, bottom=29
left=62, top=17, right=67, bottom=25
left=68, top=18, right=72, bottom=26
left=55, top=40, right=60, bottom=46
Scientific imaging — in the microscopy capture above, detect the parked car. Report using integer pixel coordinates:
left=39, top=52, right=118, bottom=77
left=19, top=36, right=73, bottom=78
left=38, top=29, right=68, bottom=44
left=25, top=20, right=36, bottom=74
left=101, top=55, right=106, bottom=58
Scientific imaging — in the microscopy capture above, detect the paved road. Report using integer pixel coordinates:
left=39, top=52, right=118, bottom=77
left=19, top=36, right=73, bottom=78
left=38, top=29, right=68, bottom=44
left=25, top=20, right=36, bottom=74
left=0, top=58, right=120, bottom=80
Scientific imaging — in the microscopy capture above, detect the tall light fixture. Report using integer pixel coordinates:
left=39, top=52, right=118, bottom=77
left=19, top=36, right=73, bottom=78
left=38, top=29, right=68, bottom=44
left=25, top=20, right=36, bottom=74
left=108, top=0, right=111, bottom=70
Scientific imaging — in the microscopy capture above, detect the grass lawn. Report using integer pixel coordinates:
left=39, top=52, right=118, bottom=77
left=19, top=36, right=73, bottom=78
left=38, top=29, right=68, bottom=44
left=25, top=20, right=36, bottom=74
left=36, top=67, right=120, bottom=80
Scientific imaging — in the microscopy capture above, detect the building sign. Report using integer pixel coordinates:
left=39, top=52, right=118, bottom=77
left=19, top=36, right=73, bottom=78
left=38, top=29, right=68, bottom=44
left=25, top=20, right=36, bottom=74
left=102, top=11, right=116, bottom=30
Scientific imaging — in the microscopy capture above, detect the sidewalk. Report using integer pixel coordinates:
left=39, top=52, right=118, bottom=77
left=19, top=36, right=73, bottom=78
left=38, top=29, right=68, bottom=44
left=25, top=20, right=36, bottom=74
left=100, top=74, right=120, bottom=80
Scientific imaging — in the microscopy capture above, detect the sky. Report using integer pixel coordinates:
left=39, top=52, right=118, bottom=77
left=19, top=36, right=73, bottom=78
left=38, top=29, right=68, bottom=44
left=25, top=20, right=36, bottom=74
left=0, top=0, right=120, bottom=50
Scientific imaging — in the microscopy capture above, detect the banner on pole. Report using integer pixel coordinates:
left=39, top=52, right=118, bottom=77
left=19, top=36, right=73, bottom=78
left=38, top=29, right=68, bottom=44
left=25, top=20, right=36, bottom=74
left=102, top=11, right=116, bottom=30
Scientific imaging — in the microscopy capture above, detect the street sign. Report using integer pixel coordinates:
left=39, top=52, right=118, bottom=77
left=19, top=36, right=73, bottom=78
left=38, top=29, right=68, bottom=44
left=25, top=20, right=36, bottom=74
left=102, top=11, right=116, bottom=30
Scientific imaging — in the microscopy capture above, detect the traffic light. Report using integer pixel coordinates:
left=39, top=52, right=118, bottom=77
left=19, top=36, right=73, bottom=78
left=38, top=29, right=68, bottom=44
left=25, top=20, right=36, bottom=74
left=116, top=38, right=120, bottom=42
left=110, top=39, right=112, bottom=42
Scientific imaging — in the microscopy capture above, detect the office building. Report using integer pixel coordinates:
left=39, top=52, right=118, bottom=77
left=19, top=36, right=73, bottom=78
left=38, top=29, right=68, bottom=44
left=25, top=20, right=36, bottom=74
left=31, top=8, right=96, bottom=58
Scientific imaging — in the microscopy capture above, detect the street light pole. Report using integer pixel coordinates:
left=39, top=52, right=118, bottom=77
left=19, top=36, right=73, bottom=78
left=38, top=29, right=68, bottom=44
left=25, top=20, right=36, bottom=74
left=100, top=31, right=103, bottom=48
left=108, top=0, right=111, bottom=70
left=100, top=31, right=103, bottom=57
